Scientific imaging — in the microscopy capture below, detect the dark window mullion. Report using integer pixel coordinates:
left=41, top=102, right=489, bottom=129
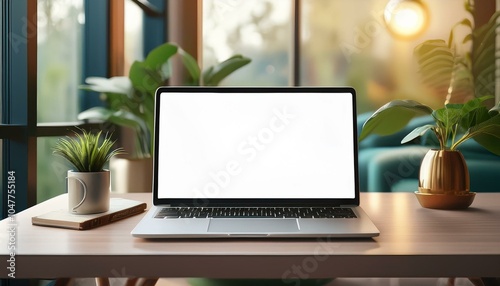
left=292, top=0, right=301, bottom=87
left=1, top=0, right=116, bottom=218
left=36, top=122, right=107, bottom=137
left=1, top=0, right=37, bottom=218
left=143, top=0, right=167, bottom=55
left=81, top=0, right=109, bottom=110
left=0, top=125, right=27, bottom=140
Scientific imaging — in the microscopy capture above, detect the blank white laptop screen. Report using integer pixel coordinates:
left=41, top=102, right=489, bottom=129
left=156, top=92, right=356, bottom=199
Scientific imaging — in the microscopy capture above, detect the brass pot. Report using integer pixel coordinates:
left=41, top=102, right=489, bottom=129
left=419, top=149, right=469, bottom=194
left=415, top=149, right=475, bottom=209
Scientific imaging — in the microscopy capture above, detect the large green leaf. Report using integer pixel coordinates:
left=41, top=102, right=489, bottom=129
left=202, top=55, right=251, bottom=86
left=474, top=63, right=496, bottom=98
left=432, top=104, right=462, bottom=140
left=77, top=106, right=114, bottom=122
left=464, top=0, right=473, bottom=14
left=81, top=76, right=132, bottom=95
left=459, top=96, right=494, bottom=129
left=359, top=100, right=433, bottom=141
left=129, top=61, right=162, bottom=95
left=413, top=40, right=454, bottom=89
left=78, top=107, right=150, bottom=157
left=472, top=11, right=500, bottom=61
left=401, top=124, right=435, bottom=144
left=78, top=107, right=146, bottom=133
left=467, top=115, right=500, bottom=155
left=471, top=11, right=500, bottom=98
left=177, top=47, right=201, bottom=84
left=110, top=110, right=151, bottom=158
left=143, top=43, right=178, bottom=71
left=448, top=18, right=472, bottom=49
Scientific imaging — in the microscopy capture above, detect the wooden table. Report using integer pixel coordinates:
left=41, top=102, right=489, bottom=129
left=1, top=192, right=499, bottom=279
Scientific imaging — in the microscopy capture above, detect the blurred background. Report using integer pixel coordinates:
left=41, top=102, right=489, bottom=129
left=33, top=0, right=487, bottom=201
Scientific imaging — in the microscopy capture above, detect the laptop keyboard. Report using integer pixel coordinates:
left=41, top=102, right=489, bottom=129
left=155, top=207, right=357, bottom=219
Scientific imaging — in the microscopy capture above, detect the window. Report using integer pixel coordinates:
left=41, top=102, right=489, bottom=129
left=0, top=139, right=3, bottom=209
left=201, top=0, right=482, bottom=113
left=34, top=0, right=110, bottom=204
left=0, top=3, right=3, bottom=209
left=203, top=0, right=292, bottom=86
left=1, top=0, right=36, bottom=215
left=1, top=0, right=166, bottom=217
left=300, top=0, right=470, bottom=113
left=37, top=0, right=85, bottom=202
left=0, top=2, right=2, bottom=122
left=125, top=0, right=144, bottom=72
left=1, top=0, right=496, bottom=216
left=37, top=0, right=83, bottom=123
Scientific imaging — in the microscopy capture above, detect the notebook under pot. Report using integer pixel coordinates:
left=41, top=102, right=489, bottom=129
left=131, top=87, right=379, bottom=238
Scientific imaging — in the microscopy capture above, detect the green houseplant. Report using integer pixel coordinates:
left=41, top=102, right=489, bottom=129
left=359, top=96, right=500, bottom=154
left=360, top=4, right=500, bottom=209
left=79, top=42, right=251, bottom=158
left=360, top=97, right=500, bottom=210
left=53, top=129, right=124, bottom=214
left=413, top=4, right=500, bottom=104
left=78, top=42, right=251, bottom=192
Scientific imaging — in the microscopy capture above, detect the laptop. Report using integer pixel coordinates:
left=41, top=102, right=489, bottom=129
left=131, top=87, right=379, bottom=238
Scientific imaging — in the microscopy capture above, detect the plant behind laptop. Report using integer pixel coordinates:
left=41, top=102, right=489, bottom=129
left=78, top=42, right=251, bottom=158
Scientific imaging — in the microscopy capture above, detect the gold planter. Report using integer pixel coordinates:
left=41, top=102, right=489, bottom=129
left=415, top=149, right=475, bottom=209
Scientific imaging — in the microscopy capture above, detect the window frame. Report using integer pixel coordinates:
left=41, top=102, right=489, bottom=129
left=1, top=0, right=167, bottom=219
left=0, top=0, right=298, bottom=218
left=1, top=0, right=37, bottom=216
left=182, top=0, right=301, bottom=86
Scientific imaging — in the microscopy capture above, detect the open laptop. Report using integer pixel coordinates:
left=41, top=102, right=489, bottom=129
left=131, top=87, right=379, bottom=238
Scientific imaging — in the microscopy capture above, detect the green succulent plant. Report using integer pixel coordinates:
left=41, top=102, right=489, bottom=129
left=53, top=129, right=125, bottom=172
left=78, top=42, right=251, bottom=158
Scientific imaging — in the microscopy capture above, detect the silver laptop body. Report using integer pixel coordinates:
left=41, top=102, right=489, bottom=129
left=132, top=87, right=379, bottom=238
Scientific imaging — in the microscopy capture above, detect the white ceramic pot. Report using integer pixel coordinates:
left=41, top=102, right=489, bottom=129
left=67, top=170, right=110, bottom=214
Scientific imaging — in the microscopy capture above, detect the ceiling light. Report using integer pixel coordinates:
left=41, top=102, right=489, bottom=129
left=384, top=0, right=429, bottom=39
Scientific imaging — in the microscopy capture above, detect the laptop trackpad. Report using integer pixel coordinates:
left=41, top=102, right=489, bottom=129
left=208, top=218, right=299, bottom=233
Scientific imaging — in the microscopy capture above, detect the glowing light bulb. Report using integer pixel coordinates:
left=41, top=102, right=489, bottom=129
left=384, top=0, right=429, bottom=39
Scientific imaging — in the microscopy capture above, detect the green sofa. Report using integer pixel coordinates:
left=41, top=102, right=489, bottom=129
left=357, top=113, right=500, bottom=193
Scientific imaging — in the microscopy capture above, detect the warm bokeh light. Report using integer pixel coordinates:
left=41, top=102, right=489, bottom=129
left=384, top=0, right=429, bottom=39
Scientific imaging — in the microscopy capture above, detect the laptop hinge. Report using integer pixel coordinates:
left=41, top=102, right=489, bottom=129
left=340, top=205, right=356, bottom=207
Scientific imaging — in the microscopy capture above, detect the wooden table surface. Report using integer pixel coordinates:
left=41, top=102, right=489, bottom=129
left=1, top=192, right=499, bottom=279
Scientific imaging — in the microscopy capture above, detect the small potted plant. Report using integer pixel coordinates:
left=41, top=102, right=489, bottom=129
left=360, top=96, right=500, bottom=209
left=53, top=129, right=124, bottom=214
